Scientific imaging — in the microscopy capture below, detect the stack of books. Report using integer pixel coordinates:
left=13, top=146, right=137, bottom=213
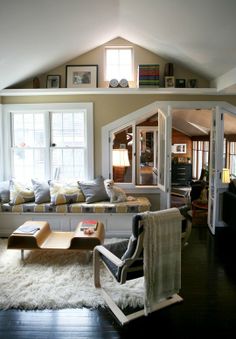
left=80, top=220, right=98, bottom=231
left=137, top=64, right=160, bottom=88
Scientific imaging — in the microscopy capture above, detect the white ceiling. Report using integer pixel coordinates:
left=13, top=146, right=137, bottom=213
left=1, top=0, right=236, bottom=92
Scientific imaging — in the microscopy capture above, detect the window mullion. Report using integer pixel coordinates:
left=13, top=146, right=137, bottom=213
left=45, top=111, right=51, bottom=179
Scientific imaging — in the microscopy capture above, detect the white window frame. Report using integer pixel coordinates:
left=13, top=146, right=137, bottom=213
left=104, top=46, right=134, bottom=82
left=2, top=103, right=94, bottom=181
left=0, top=104, right=3, bottom=180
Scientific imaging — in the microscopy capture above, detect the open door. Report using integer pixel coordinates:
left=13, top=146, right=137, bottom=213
left=158, top=106, right=172, bottom=209
left=208, top=106, right=224, bottom=234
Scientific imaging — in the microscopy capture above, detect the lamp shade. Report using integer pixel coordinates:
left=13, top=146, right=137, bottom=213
left=112, top=149, right=130, bottom=167
left=222, top=168, right=230, bottom=183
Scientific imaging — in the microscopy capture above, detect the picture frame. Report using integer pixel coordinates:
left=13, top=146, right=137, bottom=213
left=175, top=79, right=186, bottom=88
left=66, top=65, right=98, bottom=88
left=46, top=75, right=61, bottom=88
left=172, top=143, right=187, bottom=154
left=165, top=76, right=175, bottom=88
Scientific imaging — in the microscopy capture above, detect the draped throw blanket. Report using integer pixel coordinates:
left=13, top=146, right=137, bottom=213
left=142, top=208, right=182, bottom=315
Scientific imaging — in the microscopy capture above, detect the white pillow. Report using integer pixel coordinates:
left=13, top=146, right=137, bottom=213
left=10, top=180, right=35, bottom=205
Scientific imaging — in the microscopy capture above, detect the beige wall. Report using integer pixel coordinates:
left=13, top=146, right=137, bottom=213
left=12, top=37, right=209, bottom=89
left=2, top=94, right=236, bottom=176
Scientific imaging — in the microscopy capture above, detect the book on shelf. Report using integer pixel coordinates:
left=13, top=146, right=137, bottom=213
left=13, top=224, right=40, bottom=235
left=80, top=220, right=98, bottom=230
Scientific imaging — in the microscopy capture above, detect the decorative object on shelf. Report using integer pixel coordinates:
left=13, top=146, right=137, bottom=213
left=46, top=75, right=61, bottom=88
left=119, top=78, right=129, bottom=88
left=66, top=65, right=98, bottom=88
left=165, top=76, right=175, bottom=88
left=172, top=144, right=187, bottom=154
left=137, top=64, right=160, bottom=88
left=188, top=79, right=197, bottom=88
left=175, top=79, right=186, bottom=88
left=109, top=78, right=119, bottom=88
left=164, top=63, right=174, bottom=77
left=33, top=77, right=40, bottom=88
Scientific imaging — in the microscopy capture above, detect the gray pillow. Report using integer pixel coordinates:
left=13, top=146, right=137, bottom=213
left=78, top=176, right=109, bottom=203
left=32, top=179, right=50, bottom=204
left=0, top=181, right=10, bottom=203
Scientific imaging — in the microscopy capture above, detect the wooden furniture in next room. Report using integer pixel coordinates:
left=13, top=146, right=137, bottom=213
left=192, top=199, right=208, bottom=225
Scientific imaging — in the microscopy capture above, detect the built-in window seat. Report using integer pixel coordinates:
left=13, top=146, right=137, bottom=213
left=0, top=197, right=151, bottom=238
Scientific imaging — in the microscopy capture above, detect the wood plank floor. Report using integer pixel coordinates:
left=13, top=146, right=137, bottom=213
left=1, top=226, right=236, bottom=338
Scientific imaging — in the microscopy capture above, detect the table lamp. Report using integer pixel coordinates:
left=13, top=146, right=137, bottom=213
left=112, top=148, right=130, bottom=182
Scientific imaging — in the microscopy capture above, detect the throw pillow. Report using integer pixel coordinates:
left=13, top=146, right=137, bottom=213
left=0, top=180, right=10, bottom=203
left=78, top=176, right=109, bottom=203
left=32, top=179, right=50, bottom=204
left=49, top=181, right=85, bottom=205
left=9, top=180, right=35, bottom=205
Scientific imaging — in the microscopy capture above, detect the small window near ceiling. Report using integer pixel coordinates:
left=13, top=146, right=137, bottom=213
left=105, top=47, right=133, bottom=81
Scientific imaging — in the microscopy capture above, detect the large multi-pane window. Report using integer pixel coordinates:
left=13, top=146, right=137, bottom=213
left=105, top=47, right=133, bottom=81
left=7, top=104, right=93, bottom=182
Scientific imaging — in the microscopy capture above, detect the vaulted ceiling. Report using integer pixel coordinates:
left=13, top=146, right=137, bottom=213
left=1, top=0, right=236, bottom=92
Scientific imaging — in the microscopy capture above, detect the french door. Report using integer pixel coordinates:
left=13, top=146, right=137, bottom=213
left=158, top=106, right=172, bottom=209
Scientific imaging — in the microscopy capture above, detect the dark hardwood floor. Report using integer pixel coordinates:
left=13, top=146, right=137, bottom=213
left=1, top=226, right=236, bottom=338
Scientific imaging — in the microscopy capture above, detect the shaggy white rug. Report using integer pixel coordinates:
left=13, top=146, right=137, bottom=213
left=0, top=239, right=144, bottom=310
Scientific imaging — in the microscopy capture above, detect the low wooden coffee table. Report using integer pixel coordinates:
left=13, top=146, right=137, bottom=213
left=7, top=220, right=105, bottom=260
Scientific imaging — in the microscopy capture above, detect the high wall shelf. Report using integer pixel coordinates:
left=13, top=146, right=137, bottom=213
left=0, top=87, right=220, bottom=97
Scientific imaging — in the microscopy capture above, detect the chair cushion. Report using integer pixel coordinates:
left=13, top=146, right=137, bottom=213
left=102, top=240, right=129, bottom=279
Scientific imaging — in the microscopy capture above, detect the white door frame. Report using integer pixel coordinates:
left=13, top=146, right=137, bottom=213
left=101, top=101, right=236, bottom=225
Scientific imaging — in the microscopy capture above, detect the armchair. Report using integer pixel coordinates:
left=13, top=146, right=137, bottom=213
left=93, top=208, right=189, bottom=325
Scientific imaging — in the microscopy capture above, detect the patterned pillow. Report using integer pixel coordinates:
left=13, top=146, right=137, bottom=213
left=9, top=180, right=35, bottom=205
left=49, top=181, right=85, bottom=205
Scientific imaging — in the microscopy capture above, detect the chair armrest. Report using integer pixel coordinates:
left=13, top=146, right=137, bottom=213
left=94, top=245, right=123, bottom=266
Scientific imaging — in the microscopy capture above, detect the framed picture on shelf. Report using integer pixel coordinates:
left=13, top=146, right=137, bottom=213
left=175, top=79, right=186, bottom=88
left=165, top=76, right=175, bottom=88
left=66, top=65, right=98, bottom=88
left=46, top=75, right=61, bottom=88
left=172, top=143, right=187, bottom=154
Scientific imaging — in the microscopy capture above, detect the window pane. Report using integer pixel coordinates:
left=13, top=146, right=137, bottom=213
left=51, top=112, right=85, bottom=147
left=51, top=148, right=85, bottom=180
left=12, top=113, right=45, bottom=147
left=12, top=148, right=46, bottom=180
left=105, top=47, right=133, bottom=81
left=112, top=126, right=133, bottom=183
